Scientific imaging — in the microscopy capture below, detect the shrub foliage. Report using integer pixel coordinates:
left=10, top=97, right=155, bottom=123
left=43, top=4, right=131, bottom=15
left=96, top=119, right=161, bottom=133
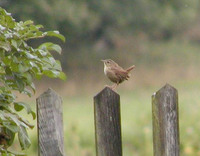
left=0, top=7, right=65, bottom=155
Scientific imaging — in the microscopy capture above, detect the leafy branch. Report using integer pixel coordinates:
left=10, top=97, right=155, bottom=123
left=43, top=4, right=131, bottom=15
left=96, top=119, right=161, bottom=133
left=0, top=7, right=66, bottom=155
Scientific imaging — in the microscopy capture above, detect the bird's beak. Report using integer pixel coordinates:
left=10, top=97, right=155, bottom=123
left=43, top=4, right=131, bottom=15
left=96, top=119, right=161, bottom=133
left=101, top=60, right=105, bottom=62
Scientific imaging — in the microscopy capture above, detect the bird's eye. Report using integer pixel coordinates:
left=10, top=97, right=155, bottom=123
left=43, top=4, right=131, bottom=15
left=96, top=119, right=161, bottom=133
left=107, top=61, right=110, bottom=64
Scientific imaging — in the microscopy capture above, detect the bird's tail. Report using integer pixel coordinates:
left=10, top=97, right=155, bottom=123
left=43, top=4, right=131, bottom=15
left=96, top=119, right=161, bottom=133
left=126, top=65, right=135, bottom=73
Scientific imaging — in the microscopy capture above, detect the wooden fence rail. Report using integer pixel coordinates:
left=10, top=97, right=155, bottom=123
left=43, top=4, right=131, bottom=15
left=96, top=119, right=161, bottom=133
left=36, top=84, right=180, bottom=156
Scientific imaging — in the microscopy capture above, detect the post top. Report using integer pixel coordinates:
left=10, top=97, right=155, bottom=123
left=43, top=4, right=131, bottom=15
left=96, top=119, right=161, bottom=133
left=94, top=87, right=119, bottom=98
left=153, top=83, right=177, bottom=97
left=162, top=83, right=177, bottom=91
left=37, top=88, right=60, bottom=100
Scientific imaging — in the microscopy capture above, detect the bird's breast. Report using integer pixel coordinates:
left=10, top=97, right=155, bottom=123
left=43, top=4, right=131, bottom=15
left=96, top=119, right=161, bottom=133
left=104, top=66, right=113, bottom=76
left=104, top=66, right=108, bottom=75
left=104, top=67, right=119, bottom=83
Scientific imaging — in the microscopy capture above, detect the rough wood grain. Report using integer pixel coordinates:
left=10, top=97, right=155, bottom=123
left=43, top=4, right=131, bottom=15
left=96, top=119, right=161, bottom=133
left=94, top=87, right=122, bottom=156
left=37, top=88, right=64, bottom=156
left=152, top=84, right=180, bottom=156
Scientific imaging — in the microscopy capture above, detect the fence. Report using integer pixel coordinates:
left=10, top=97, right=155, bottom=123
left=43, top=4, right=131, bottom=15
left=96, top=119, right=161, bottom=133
left=36, top=84, right=179, bottom=156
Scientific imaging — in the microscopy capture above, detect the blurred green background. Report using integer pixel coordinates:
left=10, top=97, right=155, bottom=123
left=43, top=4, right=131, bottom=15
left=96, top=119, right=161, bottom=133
left=2, top=0, right=200, bottom=155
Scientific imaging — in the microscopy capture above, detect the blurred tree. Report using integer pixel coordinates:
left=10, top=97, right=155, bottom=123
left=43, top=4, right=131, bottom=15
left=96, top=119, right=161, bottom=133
left=1, top=0, right=199, bottom=70
left=2, top=0, right=199, bottom=42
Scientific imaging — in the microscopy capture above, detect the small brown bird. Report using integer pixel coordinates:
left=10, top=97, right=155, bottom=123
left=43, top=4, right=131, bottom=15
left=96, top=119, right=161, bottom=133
left=101, top=59, right=135, bottom=90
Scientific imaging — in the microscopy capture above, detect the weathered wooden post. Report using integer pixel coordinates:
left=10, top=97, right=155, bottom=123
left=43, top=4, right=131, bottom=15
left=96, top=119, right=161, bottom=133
left=152, top=84, right=180, bottom=156
left=94, top=87, right=122, bottom=156
left=37, top=88, right=64, bottom=156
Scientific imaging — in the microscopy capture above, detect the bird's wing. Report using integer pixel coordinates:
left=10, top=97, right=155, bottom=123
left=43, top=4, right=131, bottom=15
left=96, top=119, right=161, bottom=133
left=111, top=66, right=128, bottom=82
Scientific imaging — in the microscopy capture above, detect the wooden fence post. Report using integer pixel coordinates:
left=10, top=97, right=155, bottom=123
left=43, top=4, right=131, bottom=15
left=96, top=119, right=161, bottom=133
left=94, top=87, right=122, bottom=156
left=36, top=88, right=64, bottom=156
left=152, top=84, right=180, bottom=156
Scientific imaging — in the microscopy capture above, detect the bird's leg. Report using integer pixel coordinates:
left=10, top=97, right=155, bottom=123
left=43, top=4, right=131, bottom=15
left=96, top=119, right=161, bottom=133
left=105, top=83, right=118, bottom=91
left=112, top=84, right=117, bottom=90
left=104, top=84, right=113, bottom=88
left=111, top=83, right=119, bottom=91
left=105, top=84, right=116, bottom=90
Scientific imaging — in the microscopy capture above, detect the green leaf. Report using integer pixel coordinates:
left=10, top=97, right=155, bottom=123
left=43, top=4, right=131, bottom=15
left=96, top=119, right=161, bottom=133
left=37, top=49, right=48, bottom=56
left=23, top=20, right=33, bottom=26
left=43, top=70, right=66, bottom=80
left=0, top=127, right=15, bottom=147
left=11, top=39, right=18, bottom=49
left=14, top=102, right=36, bottom=120
left=14, top=102, right=24, bottom=111
left=43, top=70, right=59, bottom=78
left=25, top=53, right=38, bottom=60
left=31, top=111, right=36, bottom=120
left=4, top=127, right=15, bottom=146
left=58, top=72, right=67, bottom=80
left=23, top=88, right=32, bottom=97
left=5, top=149, right=26, bottom=156
left=38, top=42, right=62, bottom=54
left=5, top=66, right=12, bottom=75
left=5, top=113, right=28, bottom=129
left=45, top=31, right=65, bottom=42
left=0, top=41, right=11, bottom=51
left=11, top=62, right=29, bottom=73
left=3, top=122, right=19, bottom=133
left=53, top=60, right=62, bottom=71
left=3, top=57, right=12, bottom=66
left=35, top=73, right=42, bottom=80
left=45, top=57, right=56, bottom=65
left=23, top=72, right=32, bottom=84
left=15, top=78, right=25, bottom=92
left=18, top=126, right=31, bottom=150
left=18, top=64, right=29, bottom=73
